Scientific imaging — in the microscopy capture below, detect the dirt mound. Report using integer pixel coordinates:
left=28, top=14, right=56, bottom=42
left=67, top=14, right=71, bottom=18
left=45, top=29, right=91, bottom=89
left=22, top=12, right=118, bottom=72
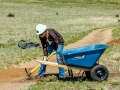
left=0, top=68, right=33, bottom=83
left=11, top=73, right=59, bottom=83
left=109, top=72, right=120, bottom=77
left=106, top=39, right=120, bottom=45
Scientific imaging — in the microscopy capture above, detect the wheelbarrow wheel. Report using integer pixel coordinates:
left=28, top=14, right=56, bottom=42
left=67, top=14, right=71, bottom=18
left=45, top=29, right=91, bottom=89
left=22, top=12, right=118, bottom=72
left=91, top=65, right=109, bottom=82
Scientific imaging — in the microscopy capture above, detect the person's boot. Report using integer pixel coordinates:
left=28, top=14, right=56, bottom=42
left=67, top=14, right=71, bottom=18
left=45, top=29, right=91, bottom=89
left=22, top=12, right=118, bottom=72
left=58, top=67, right=65, bottom=79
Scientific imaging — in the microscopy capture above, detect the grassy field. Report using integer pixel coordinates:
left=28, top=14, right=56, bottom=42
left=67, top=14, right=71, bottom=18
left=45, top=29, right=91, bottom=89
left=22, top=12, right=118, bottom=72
left=0, top=0, right=120, bottom=68
left=0, top=0, right=120, bottom=90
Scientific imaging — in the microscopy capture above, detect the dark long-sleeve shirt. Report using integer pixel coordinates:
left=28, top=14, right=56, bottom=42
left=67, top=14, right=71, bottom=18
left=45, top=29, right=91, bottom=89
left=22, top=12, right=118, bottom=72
left=39, top=29, right=64, bottom=56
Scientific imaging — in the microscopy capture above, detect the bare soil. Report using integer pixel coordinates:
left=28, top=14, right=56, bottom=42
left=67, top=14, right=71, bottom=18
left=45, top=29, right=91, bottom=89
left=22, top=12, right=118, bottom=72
left=0, top=27, right=120, bottom=90
left=107, top=39, right=120, bottom=45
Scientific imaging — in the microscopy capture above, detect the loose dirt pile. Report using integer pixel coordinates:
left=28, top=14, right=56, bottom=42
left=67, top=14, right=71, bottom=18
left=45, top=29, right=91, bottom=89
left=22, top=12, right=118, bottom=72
left=0, top=68, right=26, bottom=83
left=107, top=39, right=120, bottom=45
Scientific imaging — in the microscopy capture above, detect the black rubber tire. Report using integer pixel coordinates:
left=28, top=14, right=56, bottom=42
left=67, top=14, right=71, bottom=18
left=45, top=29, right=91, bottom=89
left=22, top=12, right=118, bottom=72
left=85, top=71, right=91, bottom=79
left=91, top=65, right=109, bottom=81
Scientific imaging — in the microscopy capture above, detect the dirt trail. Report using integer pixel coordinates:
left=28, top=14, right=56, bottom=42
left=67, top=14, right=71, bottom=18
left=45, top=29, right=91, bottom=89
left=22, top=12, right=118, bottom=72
left=0, top=27, right=115, bottom=90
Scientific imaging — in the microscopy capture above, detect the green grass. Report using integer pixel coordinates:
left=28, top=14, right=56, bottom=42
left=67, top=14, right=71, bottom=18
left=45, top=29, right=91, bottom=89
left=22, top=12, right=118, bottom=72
left=27, top=75, right=120, bottom=90
left=0, top=0, right=120, bottom=68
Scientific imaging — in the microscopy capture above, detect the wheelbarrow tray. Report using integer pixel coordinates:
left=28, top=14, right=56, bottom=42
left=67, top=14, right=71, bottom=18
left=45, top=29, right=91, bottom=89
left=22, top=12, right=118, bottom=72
left=57, top=44, right=109, bottom=68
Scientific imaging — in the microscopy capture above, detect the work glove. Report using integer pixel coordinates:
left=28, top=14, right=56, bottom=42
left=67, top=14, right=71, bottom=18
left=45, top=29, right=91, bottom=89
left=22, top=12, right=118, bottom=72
left=48, top=41, right=54, bottom=45
left=42, top=56, right=47, bottom=61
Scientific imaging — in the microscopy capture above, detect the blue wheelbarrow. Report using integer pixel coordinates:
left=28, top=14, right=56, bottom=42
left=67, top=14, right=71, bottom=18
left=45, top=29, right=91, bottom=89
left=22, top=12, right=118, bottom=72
left=37, top=44, right=109, bottom=82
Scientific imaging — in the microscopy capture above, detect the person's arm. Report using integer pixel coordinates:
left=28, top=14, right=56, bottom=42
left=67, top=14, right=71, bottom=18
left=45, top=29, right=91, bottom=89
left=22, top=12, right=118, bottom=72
left=49, top=29, right=64, bottom=44
left=39, top=37, right=48, bottom=56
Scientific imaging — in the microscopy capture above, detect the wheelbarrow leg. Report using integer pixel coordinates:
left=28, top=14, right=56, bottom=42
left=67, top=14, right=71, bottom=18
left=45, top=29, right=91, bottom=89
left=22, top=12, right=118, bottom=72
left=77, top=70, right=85, bottom=81
left=68, top=68, right=75, bottom=83
left=78, top=70, right=81, bottom=81
left=81, top=71, right=85, bottom=80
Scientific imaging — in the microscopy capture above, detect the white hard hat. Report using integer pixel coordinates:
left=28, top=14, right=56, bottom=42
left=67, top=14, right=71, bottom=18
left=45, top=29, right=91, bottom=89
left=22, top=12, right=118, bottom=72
left=36, top=24, right=47, bottom=35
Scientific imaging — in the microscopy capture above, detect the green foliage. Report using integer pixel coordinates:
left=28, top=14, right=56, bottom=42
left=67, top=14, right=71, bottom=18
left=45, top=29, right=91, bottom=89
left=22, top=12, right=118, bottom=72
left=115, top=14, right=119, bottom=18
left=7, top=13, right=15, bottom=17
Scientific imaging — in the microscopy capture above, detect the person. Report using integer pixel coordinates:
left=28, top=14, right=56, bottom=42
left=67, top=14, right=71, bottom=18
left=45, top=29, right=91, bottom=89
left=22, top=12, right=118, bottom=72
left=35, top=24, right=65, bottom=78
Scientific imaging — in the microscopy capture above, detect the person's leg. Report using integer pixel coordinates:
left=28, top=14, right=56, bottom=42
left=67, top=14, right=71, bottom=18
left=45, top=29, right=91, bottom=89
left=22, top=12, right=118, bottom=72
left=38, top=64, right=46, bottom=77
left=56, top=44, right=65, bottom=78
left=38, top=45, right=53, bottom=76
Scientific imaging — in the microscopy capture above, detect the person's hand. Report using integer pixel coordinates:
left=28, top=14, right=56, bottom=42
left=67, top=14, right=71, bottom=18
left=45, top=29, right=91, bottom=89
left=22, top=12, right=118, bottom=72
left=42, top=56, right=47, bottom=61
